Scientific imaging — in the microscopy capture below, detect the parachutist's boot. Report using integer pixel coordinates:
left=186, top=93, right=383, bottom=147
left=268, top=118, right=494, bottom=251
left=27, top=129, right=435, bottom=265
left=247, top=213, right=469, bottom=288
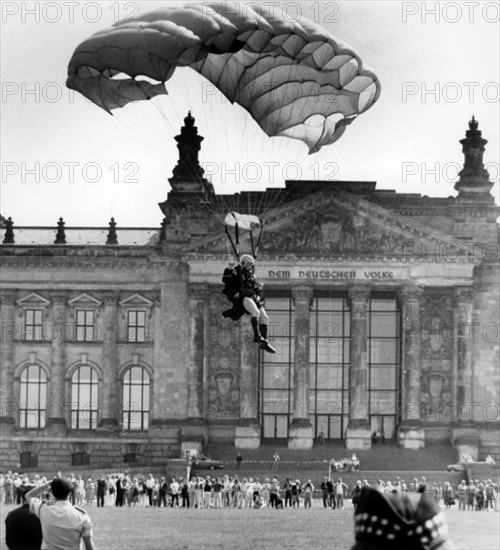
left=259, top=324, right=276, bottom=354
left=251, top=317, right=265, bottom=343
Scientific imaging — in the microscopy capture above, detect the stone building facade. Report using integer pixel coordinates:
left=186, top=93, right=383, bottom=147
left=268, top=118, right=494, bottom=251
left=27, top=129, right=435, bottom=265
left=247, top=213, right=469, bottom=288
left=0, top=114, right=498, bottom=470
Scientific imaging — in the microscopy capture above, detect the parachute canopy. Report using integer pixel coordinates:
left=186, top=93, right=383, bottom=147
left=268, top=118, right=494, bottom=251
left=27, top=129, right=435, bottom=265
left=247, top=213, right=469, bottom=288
left=224, top=212, right=261, bottom=231
left=67, top=2, right=380, bottom=153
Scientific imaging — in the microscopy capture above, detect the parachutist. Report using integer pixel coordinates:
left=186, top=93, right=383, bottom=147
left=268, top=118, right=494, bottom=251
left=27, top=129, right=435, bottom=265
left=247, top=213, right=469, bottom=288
left=222, top=254, right=276, bottom=354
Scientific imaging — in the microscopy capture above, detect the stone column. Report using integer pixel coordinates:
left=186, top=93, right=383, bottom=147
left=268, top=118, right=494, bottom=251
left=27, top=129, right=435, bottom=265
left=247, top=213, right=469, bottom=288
left=187, top=283, right=207, bottom=421
left=288, top=285, right=313, bottom=449
left=235, top=315, right=260, bottom=448
left=45, top=291, right=68, bottom=436
left=0, top=290, right=17, bottom=431
left=452, top=287, right=479, bottom=458
left=345, top=286, right=371, bottom=449
left=98, top=291, right=119, bottom=431
left=398, top=285, right=425, bottom=449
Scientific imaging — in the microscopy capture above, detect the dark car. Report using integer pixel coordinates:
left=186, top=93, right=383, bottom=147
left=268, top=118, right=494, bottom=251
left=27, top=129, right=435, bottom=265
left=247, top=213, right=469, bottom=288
left=446, top=462, right=465, bottom=472
left=191, top=456, right=224, bottom=470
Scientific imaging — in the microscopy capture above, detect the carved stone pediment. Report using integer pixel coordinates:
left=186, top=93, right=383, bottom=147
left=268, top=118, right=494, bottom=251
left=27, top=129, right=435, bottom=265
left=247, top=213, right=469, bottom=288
left=181, top=187, right=470, bottom=260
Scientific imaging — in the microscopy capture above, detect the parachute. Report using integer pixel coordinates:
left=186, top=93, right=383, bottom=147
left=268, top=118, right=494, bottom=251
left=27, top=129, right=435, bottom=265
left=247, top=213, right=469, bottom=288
left=224, top=212, right=263, bottom=260
left=66, top=1, right=380, bottom=153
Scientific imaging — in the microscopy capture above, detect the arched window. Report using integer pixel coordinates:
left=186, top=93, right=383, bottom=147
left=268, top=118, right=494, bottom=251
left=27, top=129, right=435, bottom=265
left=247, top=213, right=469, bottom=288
left=71, top=366, right=99, bottom=429
left=122, top=366, right=150, bottom=431
left=19, top=364, right=47, bottom=428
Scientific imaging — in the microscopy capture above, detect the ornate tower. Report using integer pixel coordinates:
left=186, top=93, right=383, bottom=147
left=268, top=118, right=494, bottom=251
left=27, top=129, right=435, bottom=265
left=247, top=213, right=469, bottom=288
left=158, top=113, right=217, bottom=243
left=454, top=116, right=494, bottom=200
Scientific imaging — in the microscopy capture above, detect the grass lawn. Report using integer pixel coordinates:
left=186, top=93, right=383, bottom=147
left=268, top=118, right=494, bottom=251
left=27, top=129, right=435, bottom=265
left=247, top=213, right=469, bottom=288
left=2, top=503, right=499, bottom=549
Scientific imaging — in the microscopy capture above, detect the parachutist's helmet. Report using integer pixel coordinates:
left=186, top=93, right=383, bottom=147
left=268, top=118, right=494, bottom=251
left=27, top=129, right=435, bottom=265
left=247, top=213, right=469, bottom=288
left=239, top=254, right=255, bottom=270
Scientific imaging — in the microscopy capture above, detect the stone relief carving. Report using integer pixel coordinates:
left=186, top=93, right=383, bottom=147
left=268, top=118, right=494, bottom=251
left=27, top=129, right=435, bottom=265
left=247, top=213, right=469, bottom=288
left=206, top=292, right=240, bottom=419
left=419, top=291, right=454, bottom=422
left=260, top=208, right=413, bottom=255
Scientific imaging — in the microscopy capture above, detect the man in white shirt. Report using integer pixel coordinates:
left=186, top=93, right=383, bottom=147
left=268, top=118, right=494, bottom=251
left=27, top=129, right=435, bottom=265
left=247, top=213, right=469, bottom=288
left=25, top=477, right=96, bottom=550
left=170, top=478, right=180, bottom=507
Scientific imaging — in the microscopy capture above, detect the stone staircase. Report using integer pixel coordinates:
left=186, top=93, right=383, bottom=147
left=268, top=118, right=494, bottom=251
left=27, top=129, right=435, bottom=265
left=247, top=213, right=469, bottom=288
left=202, top=440, right=462, bottom=486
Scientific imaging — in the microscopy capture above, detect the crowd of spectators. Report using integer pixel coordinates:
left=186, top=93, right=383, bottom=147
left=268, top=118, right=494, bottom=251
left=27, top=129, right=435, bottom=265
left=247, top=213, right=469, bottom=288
left=1, top=471, right=498, bottom=511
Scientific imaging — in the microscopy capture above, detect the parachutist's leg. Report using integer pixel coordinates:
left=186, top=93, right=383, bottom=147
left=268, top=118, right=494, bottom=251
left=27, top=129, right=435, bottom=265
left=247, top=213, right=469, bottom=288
left=258, top=307, right=276, bottom=354
left=258, top=308, right=269, bottom=325
left=242, top=297, right=260, bottom=317
left=250, top=317, right=265, bottom=343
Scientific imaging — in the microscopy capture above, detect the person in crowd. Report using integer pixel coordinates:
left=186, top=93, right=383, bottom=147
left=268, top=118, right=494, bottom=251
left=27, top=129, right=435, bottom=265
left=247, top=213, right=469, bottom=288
left=433, top=482, right=442, bottom=505
left=170, top=477, right=180, bottom=508
left=106, top=475, right=115, bottom=506
left=466, top=481, right=475, bottom=511
left=68, top=473, right=77, bottom=505
left=115, top=475, right=124, bottom=507
left=195, top=477, right=204, bottom=509
left=336, top=478, right=348, bottom=509
left=291, top=480, right=301, bottom=508
left=302, top=480, right=314, bottom=509
left=457, top=480, right=467, bottom=511
left=442, top=481, right=454, bottom=510
left=283, top=478, right=292, bottom=508
left=203, top=476, right=212, bottom=509
left=351, top=480, right=362, bottom=512
left=236, top=452, right=243, bottom=471
left=212, top=477, right=223, bottom=508
left=485, top=479, right=496, bottom=511
left=475, top=480, right=485, bottom=511
left=5, top=486, right=43, bottom=550
left=351, top=454, right=360, bottom=471
left=188, top=476, right=197, bottom=508
left=145, top=474, right=155, bottom=507
left=95, top=475, right=106, bottom=508
left=485, top=453, right=495, bottom=464
left=180, top=479, right=189, bottom=508
left=321, top=477, right=329, bottom=508
left=74, top=476, right=84, bottom=506
left=269, top=477, right=280, bottom=508
left=155, top=477, right=166, bottom=507
left=272, top=450, right=280, bottom=472
left=25, top=477, right=96, bottom=550
left=327, top=477, right=336, bottom=509
left=261, top=477, right=271, bottom=507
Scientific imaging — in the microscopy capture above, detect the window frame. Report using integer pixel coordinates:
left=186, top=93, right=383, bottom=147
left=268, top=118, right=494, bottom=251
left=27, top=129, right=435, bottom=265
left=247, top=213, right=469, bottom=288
left=70, top=365, right=99, bottom=430
left=24, top=309, right=43, bottom=342
left=19, top=364, right=47, bottom=429
left=122, top=366, right=150, bottom=431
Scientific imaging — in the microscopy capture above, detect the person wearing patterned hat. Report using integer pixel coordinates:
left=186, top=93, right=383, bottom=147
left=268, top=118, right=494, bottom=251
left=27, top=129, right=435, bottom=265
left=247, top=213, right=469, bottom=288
left=351, top=486, right=455, bottom=550
left=221, top=254, right=276, bottom=353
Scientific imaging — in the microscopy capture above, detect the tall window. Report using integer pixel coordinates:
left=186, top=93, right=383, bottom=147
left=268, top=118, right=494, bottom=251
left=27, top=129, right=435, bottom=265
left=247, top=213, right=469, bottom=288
left=310, top=293, right=350, bottom=439
left=25, top=309, right=43, bottom=341
left=127, top=311, right=146, bottom=343
left=71, top=366, right=99, bottom=429
left=122, top=367, right=150, bottom=431
left=367, top=295, right=401, bottom=439
left=258, top=294, right=294, bottom=439
left=76, top=310, right=95, bottom=342
left=19, top=364, right=47, bottom=428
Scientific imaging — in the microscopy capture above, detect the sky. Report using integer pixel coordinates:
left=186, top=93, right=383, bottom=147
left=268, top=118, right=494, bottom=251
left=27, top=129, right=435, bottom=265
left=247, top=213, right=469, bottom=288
left=1, top=0, right=499, bottom=228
